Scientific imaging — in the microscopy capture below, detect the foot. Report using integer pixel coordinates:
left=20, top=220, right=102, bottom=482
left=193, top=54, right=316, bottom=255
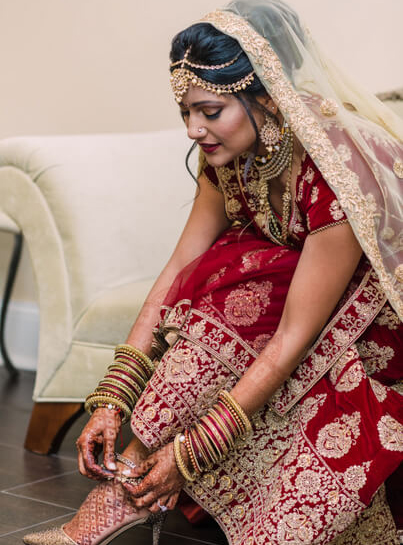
left=24, top=473, right=151, bottom=545
left=23, top=439, right=152, bottom=545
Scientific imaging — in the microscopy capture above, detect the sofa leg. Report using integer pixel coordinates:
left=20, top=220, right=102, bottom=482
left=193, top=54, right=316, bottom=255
left=24, top=402, right=84, bottom=455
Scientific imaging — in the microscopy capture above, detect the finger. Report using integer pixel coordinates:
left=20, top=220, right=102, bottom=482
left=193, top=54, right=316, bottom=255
left=166, top=492, right=180, bottom=510
left=80, top=440, right=114, bottom=480
left=122, top=474, right=153, bottom=498
left=77, top=450, right=87, bottom=477
left=103, top=446, right=117, bottom=472
left=131, top=457, right=156, bottom=478
left=149, top=493, right=171, bottom=514
left=103, top=424, right=119, bottom=471
left=131, top=490, right=158, bottom=510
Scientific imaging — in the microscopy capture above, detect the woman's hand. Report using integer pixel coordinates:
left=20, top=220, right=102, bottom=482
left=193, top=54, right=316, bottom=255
left=120, top=441, right=186, bottom=513
left=76, top=408, right=122, bottom=480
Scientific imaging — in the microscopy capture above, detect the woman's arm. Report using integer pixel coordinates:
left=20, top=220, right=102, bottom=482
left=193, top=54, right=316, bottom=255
left=230, top=222, right=363, bottom=417
left=76, top=174, right=229, bottom=479
left=126, top=174, right=230, bottom=353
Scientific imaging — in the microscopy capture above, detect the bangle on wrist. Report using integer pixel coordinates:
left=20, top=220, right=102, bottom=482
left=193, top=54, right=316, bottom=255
left=174, top=389, right=252, bottom=478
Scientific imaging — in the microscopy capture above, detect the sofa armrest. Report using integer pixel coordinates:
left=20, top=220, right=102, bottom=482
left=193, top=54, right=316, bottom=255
left=0, top=129, right=194, bottom=395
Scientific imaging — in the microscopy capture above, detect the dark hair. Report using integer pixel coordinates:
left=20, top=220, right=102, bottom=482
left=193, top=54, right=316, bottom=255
left=170, top=23, right=270, bottom=181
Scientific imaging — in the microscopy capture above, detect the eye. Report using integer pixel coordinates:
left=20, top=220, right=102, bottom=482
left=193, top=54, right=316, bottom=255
left=180, top=110, right=189, bottom=120
left=203, top=108, right=222, bottom=120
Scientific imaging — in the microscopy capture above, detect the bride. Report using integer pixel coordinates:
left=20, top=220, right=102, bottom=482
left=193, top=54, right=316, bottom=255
left=24, top=1, right=403, bottom=544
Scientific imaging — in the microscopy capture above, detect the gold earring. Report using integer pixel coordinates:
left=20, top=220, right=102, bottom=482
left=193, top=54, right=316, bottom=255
left=259, top=114, right=281, bottom=153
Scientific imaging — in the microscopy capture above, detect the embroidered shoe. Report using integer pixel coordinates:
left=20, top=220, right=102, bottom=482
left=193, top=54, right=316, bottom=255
left=23, top=454, right=167, bottom=545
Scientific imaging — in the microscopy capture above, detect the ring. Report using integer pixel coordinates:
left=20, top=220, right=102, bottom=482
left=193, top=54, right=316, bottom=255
left=116, top=453, right=137, bottom=469
left=157, top=499, right=168, bottom=512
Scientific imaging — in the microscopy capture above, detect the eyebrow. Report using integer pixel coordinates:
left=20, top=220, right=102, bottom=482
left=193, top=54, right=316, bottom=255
left=179, top=100, right=224, bottom=108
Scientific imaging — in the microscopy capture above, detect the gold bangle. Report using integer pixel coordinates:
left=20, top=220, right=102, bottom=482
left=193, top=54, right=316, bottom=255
left=84, top=394, right=132, bottom=423
left=174, top=433, right=197, bottom=482
left=210, top=406, right=237, bottom=446
left=219, top=390, right=252, bottom=436
left=185, top=429, right=201, bottom=475
left=196, top=422, right=221, bottom=464
left=85, top=391, right=132, bottom=413
left=104, top=368, right=144, bottom=398
left=104, top=366, right=147, bottom=394
left=113, top=357, right=150, bottom=384
left=200, top=414, right=229, bottom=456
left=192, top=424, right=213, bottom=469
left=115, top=344, right=155, bottom=375
left=108, top=361, right=148, bottom=382
left=98, top=377, right=137, bottom=402
left=208, top=409, right=235, bottom=449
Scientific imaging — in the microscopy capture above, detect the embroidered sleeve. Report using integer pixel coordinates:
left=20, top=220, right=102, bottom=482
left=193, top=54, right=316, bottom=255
left=300, top=156, right=348, bottom=234
left=198, top=150, right=222, bottom=193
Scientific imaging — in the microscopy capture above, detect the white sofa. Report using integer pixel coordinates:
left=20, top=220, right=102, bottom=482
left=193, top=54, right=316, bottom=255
left=0, top=129, right=195, bottom=452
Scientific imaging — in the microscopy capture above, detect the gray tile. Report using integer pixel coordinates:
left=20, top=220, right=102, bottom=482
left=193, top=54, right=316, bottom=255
left=0, top=371, right=35, bottom=449
left=0, top=493, right=74, bottom=538
left=0, top=512, right=226, bottom=545
left=8, top=470, right=93, bottom=510
left=0, top=444, right=77, bottom=490
left=164, top=509, right=227, bottom=544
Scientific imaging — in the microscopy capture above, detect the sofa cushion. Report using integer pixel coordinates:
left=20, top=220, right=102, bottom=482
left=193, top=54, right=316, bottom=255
left=73, top=277, right=156, bottom=346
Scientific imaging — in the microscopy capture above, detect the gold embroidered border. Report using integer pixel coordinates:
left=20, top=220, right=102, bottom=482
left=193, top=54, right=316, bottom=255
left=191, top=307, right=259, bottom=359
left=201, top=9, right=402, bottom=319
left=270, top=268, right=386, bottom=415
left=309, top=219, right=349, bottom=236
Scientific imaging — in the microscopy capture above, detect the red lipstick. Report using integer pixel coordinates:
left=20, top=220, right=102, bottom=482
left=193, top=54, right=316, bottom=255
left=200, top=143, right=221, bottom=154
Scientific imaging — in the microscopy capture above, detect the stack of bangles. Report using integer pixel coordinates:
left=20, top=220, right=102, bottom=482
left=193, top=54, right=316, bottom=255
left=174, top=390, right=252, bottom=481
left=84, top=344, right=155, bottom=424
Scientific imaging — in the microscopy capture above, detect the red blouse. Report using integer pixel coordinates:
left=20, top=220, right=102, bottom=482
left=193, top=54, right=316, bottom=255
left=202, top=152, right=349, bottom=247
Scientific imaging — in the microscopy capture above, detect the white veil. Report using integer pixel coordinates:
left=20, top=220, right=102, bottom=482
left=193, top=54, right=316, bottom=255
left=202, top=0, right=403, bottom=319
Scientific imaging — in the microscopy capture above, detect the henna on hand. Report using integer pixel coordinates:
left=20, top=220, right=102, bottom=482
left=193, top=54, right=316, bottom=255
left=120, top=442, right=185, bottom=510
left=76, top=407, right=122, bottom=480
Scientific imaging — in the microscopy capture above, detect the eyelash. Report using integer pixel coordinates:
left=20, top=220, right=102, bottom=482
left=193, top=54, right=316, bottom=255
left=180, top=109, right=222, bottom=120
left=204, top=109, right=222, bottom=119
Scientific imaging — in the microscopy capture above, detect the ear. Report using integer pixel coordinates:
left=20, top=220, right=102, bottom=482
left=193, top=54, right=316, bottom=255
left=256, top=94, right=278, bottom=115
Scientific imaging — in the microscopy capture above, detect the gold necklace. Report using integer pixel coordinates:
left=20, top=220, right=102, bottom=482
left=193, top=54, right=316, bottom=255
left=255, top=134, right=294, bottom=245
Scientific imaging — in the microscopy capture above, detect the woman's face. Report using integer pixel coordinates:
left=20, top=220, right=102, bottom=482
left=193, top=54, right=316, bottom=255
left=180, top=84, right=266, bottom=168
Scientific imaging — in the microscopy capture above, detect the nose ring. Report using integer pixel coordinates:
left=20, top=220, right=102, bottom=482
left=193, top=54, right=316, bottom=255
left=198, top=128, right=203, bottom=133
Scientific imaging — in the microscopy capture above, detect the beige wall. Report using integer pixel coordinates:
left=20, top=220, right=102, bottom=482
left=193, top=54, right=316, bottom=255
left=0, top=0, right=402, bottom=304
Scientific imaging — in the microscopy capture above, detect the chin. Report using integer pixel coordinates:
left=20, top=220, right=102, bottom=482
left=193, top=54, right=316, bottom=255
left=204, top=151, right=235, bottom=169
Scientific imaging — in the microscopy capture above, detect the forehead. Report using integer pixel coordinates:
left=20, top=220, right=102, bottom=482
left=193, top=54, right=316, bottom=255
left=180, top=84, right=232, bottom=108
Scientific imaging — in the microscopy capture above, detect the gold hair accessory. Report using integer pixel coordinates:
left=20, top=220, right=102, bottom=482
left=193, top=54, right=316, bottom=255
left=170, top=47, right=254, bottom=103
left=170, top=47, right=242, bottom=70
left=171, top=69, right=254, bottom=103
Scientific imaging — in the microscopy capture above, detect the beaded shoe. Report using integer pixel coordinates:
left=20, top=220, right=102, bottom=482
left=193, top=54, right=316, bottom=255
left=22, top=512, right=166, bottom=545
left=23, top=454, right=167, bottom=545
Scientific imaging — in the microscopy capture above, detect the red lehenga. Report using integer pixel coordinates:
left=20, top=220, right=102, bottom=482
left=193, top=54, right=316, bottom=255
left=131, top=152, right=402, bottom=545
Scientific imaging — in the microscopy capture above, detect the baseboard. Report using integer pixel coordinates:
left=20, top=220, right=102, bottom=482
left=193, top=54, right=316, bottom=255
left=0, top=300, right=39, bottom=371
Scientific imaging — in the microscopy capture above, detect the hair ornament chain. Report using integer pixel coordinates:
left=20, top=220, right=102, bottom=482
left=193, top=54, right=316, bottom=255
left=170, top=47, right=242, bottom=70
left=170, top=46, right=254, bottom=102
left=170, top=68, right=254, bottom=103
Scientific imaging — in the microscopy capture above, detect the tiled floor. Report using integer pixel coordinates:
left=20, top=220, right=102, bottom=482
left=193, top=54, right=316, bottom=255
left=0, top=368, right=227, bottom=545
